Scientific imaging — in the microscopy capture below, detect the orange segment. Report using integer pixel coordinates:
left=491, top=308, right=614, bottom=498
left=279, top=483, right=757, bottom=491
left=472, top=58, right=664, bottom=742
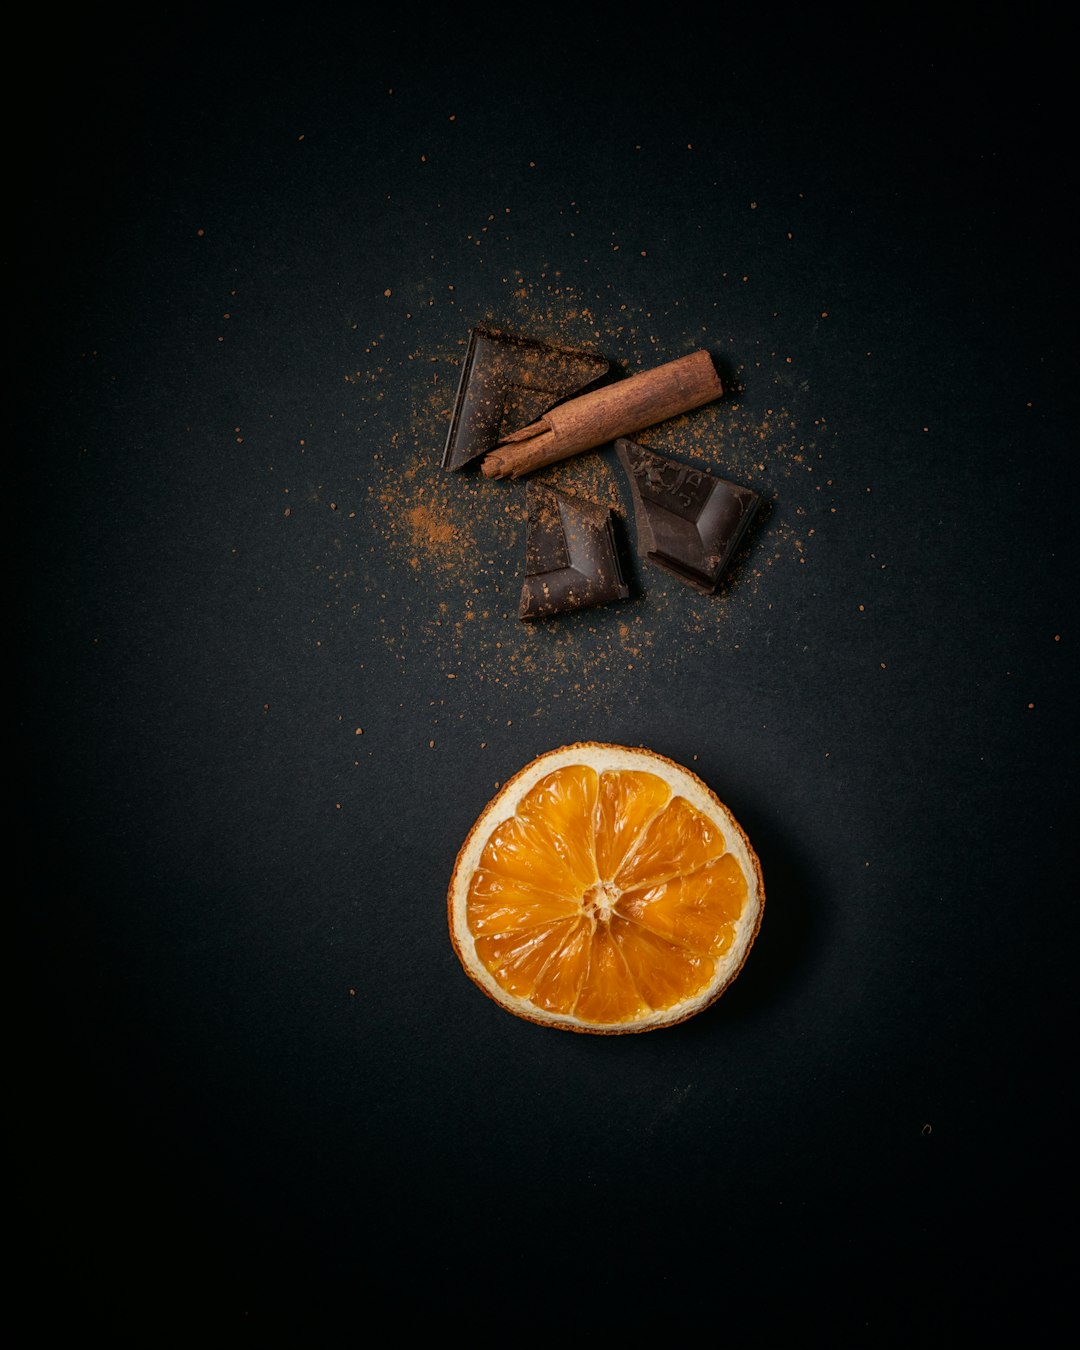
left=610, top=917, right=716, bottom=1009
left=594, top=769, right=672, bottom=880
left=480, top=809, right=586, bottom=898
left=574, top=926, right=649, bottom=1024
left=530, top=920, right=593, bottom=1015
left=516, top=765, right=599, bottom=893
left=467, top=869, right=580, bottom=936
left=618, top=853, right=747, bottom=956
left=474, top=918, right=580, bottom=998
left=614, top=795, right=727, bottom=891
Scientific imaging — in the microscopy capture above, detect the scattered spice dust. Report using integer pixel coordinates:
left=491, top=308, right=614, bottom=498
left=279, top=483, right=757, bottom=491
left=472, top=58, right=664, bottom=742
left=350, top=280, right=833, bottom=711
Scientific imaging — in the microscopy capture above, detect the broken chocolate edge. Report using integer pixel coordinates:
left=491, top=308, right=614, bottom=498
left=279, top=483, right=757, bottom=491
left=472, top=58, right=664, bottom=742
left=440, top=328, right=483, bottom=470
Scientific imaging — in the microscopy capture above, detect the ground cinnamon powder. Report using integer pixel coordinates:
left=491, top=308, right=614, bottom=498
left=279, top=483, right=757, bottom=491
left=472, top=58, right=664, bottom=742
left=345, top=278, right=833, bottom=710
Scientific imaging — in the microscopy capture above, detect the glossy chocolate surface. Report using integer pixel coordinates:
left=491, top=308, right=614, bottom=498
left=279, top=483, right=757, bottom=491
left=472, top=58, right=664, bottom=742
left=617, top=438, right=761, bottom=593
left=518, top=482, right=629, bottom=619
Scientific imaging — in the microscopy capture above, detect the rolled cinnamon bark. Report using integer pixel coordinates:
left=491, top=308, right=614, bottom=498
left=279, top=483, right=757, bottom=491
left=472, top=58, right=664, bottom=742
left=480, top=349, right=724, bottom=479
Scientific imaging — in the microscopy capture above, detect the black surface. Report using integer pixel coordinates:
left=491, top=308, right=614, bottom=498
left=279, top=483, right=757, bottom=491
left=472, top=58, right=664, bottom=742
left=17, top=10, right=1076, bottom=1340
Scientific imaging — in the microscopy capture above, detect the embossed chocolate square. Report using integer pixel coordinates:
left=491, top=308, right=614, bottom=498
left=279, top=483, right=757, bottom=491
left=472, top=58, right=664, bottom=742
left=617, top=438, right=761, bottom=594
left=519, top=482, right=629, bottom=621
left=442, top=327, right=609, bottom=471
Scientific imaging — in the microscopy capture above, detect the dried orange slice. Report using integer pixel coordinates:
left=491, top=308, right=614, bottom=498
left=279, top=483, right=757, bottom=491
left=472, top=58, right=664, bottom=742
left=448, top=743, right=764, bottom=1033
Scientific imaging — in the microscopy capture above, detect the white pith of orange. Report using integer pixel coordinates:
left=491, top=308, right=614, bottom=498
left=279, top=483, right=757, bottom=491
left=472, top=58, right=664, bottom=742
left=447, top=742, right=764, bottom=1034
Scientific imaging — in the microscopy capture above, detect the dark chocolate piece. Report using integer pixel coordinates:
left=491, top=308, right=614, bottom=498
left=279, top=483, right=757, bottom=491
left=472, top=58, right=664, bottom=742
left=616, top=438, right=760, bottom=594
left=442, top=327, right=609, bottom=471
left=519, top=482, right=629, bottom=621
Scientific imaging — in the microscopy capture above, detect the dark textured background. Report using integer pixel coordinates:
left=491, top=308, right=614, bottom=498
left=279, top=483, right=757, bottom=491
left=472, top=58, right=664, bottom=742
left=18, top=10, right=1075, bottom=1339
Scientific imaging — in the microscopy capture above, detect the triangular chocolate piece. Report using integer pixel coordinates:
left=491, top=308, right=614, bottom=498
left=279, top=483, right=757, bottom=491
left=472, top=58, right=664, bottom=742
left=519, top=482, right=629, bottom=620
left=616, top=438, right=761, bottom=594
left=442, top=327, right=609, bottom=471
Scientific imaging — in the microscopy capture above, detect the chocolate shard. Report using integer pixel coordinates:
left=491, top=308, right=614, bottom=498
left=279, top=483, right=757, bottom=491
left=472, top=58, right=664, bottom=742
left=616, top=438, right=761, bottom=594
left=519, top=482, right=630, bottom=621
left=442, top=327, right=609, bottom=471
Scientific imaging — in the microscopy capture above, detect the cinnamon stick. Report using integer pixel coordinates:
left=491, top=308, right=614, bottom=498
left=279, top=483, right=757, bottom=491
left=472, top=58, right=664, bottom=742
left=480, top=349, right=723, bottom=479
